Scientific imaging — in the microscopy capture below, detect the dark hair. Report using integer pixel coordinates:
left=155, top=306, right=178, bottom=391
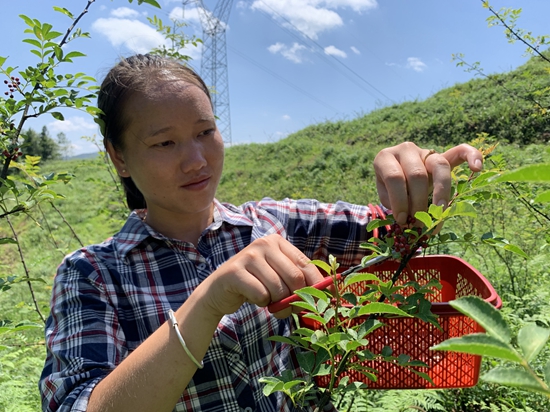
left=97, top=54, right=212, bottom=210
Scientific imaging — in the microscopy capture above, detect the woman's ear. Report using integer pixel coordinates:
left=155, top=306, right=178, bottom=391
left=105, top=141, right=130, bottom=178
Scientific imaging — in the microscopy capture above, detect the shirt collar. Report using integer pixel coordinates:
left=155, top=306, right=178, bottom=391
left=113, top=199, right=254, bottom=259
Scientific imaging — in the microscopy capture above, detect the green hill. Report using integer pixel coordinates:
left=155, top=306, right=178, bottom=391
left=218, top=52, right=550, bottom=205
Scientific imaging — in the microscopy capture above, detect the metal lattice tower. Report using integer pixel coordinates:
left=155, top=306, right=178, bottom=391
left=185, top=0, right=234, bottom=145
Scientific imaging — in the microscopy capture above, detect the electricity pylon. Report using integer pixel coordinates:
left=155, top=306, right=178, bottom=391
left=185, top=0, right=234, bottom=145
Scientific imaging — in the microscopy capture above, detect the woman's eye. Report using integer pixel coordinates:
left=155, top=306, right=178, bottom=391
left=200, top=129, right=215, bottom=137
left=155, top=141, right=174, bottom=147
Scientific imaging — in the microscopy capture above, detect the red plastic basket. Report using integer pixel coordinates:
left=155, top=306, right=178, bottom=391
left=299, top=254, right=502, bottom=389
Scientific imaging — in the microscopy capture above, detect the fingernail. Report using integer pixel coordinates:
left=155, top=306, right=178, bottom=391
left=474, top=159, right=483, bottom=170
left=397, top=212, right=408, bottom=225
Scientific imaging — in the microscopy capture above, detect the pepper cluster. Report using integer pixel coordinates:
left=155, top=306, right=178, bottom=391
left=387, top=216, right=430, bottom=258
left=3, top=77, right=21, bottom=99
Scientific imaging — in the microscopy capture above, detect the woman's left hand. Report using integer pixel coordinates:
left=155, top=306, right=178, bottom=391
left=374, top=142, right=483, bottom=225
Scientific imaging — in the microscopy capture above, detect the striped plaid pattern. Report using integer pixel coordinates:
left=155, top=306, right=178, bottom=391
left=40, top=198, right=375, bottom=412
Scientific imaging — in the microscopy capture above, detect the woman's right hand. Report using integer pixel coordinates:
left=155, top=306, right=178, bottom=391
left=199, top=234, right=325, bottom=319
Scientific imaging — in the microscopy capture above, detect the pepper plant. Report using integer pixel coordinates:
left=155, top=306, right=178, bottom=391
left=261, top=140, right=532, bottom=410
left=432, top=162, right=550, bottom=399
left=0, top=0, right=161, bottom=355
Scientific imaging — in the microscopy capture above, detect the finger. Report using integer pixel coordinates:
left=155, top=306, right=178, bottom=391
left=442, top=144, right=483, bottom=172
left=374, top=149, right=410, bottom=225
left=423, top=152, right=451, bottom=208
left=268, top=236, right=325, bottom=289
left=399, top=149, right=430, bottom=220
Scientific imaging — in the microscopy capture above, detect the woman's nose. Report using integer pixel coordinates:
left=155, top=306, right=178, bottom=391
left=179, top=140, right=207, bottom=173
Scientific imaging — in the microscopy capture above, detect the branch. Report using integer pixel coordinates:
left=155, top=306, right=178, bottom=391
left=1, top=0, right=97, bottom=183
left=5, top=215, right=46, bottom=323
left=483, top=0, right=550, bottom=64
left=0, top=205, right=27, bottom=219
left=50, top=201, right=84, bottom=248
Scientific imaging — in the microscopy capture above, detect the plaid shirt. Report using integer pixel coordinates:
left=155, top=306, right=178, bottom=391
left=40, top=198, right=376, bottom=412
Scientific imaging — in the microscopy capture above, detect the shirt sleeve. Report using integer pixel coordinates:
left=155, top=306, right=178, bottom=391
left=252, top=198, right=380, bottom=268
left=39, top=250, right=127, bottom=412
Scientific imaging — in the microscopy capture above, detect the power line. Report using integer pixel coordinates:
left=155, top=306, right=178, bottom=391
left=227, top=45, right=340, bottom=112
left=255, top=0, right=395, bottom=104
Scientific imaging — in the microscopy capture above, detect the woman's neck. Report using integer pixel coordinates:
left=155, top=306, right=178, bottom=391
left=143, top=203, right=215, bottom=245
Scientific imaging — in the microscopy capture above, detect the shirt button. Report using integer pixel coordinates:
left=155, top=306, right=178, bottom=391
left=197, top=263, right=207, bottom=270
left=242, top=407, right=253, bottom=412
left=230, top=353, right=240, bottom=362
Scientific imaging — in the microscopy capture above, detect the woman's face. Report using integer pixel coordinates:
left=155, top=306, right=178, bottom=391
left=110, top=79, right=224, bottom=227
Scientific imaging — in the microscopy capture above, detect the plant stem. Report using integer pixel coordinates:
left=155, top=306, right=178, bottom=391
left=6, top=215, right=46, bottom=323
left=483, top=0, right=550, bottom=65
left=50, top=202, right=84, bottom=247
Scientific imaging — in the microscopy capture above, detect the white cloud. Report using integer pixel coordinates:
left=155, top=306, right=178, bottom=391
left=350, top=46, right=360, bottom=55
left=282, top=114, right=291, bottom=120
left=268, top=42, right=308, bottom=63
left=327, top=0, right=377, bottom=12
left=324, top=45, right=347, bottom=58
left=168, top=6, right=202, bottom=25
left=111, top=7, right=140, bottom=19
left=47, top=116, right=97, bottom=134
left=92, top=18, right=168, bottom=54
left=250, top=0, right=377, bottom=39
left=406, top=57, right=427, bottom=72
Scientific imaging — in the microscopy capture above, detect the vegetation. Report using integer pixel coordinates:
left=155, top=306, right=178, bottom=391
left=1, top=1, right=550, bottom=411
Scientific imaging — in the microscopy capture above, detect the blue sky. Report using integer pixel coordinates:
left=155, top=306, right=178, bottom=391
left=3, top=0, right=549, bottom=155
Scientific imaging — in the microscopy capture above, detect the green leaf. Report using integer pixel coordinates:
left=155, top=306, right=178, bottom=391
left=22, top=38, right=41, bottom=48
left=470, top=171, right=500, bottom=188
left=357, top=302, right=413, bottom=318
left=53, top=6, right=74, bottom=19
left=493, top=164, right=550, bottom=183
left=268, top=335, right=298, bottom=345
left=446, top=201, right=477, bottom=218
left=414, top=211, right=432, bottom=227
left=344, top=272, right=380, bottom=287
left=282, top=380, right=304, bottom=391
left=295, top=286, right=330, bottom=302
left=544, top=361, right=550, bottom=384
left=535, top=190, right=550, bottom=203
left=323, top=308, right=335, bottom=323
left=503, top=243, right=529, bottom=259
left=310, top=260, right=331, bottom=275
left=64, top=51, right=86, bottom=60
left=449, top=296, right=511, bottom=342
left=0, top=238, right=17, bottom=244
left=431, top=333, right=522, bottom=362
left=296, top=351, right=316, bottom=373
left=409, top=369, right=435, bottom=385
left=0, top=56, right=6, bottom=67
left=259, top=377, right=284, bottom=396
left=517, top=324, right=550, bottom=362
left=428, top=203, right=444, bottom=220
left=51, top=112, right=64, bottom=121
left=302, top=313, right=326, bottom=325
left=139, top=0, right=162, bottom=8
left=482, top=367, right=550, bottom=395
left=290, top=301, right=317, bottom=313
left=19, top=14, right=35, bottom=28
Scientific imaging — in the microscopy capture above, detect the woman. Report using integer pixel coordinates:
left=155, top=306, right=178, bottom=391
left=39, top=54, right=483, bottom=412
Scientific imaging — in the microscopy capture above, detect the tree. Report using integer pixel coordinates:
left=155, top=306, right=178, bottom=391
left=21, top=126, right=60, bottom=161
left=56, top=132, right=73, bottom=160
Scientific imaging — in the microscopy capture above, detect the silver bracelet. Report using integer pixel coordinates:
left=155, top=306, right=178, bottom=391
left=168, top=309, right=204, bottom=369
